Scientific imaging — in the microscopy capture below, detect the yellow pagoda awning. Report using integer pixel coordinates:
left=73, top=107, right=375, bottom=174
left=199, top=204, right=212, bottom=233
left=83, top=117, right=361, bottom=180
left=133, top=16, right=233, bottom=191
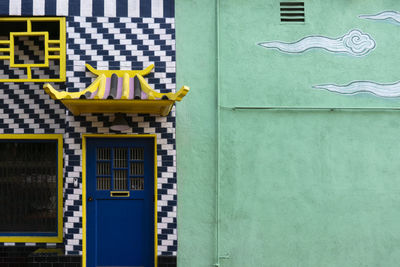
left=43, top=64, right=189, bottom=116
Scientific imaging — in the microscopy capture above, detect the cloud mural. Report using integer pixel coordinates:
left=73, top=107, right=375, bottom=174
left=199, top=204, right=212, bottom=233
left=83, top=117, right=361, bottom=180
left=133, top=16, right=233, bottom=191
left=359, top=11, right=400, bottom=25
left=313, top=81, right=400, bottom=98
left=258, top=29, right=376, bottom=57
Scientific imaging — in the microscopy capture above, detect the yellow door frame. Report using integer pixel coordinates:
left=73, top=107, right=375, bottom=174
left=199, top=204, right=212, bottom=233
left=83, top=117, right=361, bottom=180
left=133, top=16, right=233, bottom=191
left=82, top=134, right=158, bottom=267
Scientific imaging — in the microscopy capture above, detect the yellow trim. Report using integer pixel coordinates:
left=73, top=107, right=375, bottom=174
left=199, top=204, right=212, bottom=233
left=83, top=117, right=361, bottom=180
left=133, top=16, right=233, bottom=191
left=33, top=248, right=64, bottom=256
left=85, top=63, right=154, bottom=78
left=48, top=55, right=60, bottom=59
left=0, top=134, right=63, bottom=243
left=121, top=72, right=130, bottom=99
left=82, top=134, right=158, bottom=267
left=0, top=17, right=66, bottom=82
left=1, top=78, right=65, bottom=82
left=154, top=135, right=158, bottom=267
left=10, top=32, right=49, bottom=68
left=59, top=17, right=66, bottom=81
left=27, top=19, right=32, bottom=32
left=136, top=74, right=190, bottom=101
left=82, top=137, right=87, bottom=267
left=0, top=17, right=64, bottom=22
left=94, top=74, right=107, bottom=99
left=27, top=66, right=31, bottom=79
left=59, top=99, right=176, bottom=116
left=44, top=75, right=103, bottom=100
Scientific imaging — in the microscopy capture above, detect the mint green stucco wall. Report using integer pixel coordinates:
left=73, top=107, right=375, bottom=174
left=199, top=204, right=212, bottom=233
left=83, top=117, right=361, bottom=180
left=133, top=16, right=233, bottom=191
left=177, top=1, right=400, bottom=266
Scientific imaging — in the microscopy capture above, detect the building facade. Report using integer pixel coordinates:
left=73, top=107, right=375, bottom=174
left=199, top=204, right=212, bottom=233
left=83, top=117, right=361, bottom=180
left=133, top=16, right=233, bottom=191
left=0, top=1, right=183, bottom=266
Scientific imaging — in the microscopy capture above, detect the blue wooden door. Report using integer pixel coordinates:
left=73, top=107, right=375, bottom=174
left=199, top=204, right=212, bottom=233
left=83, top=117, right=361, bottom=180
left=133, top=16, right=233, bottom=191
left=86, top=137, right=154, bottom=267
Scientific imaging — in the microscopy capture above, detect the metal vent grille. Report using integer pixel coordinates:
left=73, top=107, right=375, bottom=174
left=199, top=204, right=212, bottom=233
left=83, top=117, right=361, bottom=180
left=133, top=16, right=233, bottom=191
left=280, top=2, right=305, bottom=22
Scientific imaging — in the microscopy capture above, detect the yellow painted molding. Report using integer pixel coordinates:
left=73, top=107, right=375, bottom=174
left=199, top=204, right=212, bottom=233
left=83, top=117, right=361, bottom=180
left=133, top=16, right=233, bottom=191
left=60, top=99, right=176, bottom=116
left=33, top=248, right=64, bottom=256
left=94, top=74, right=107, bottom=99
left=10, top=32, right=49, bottom=68
left=121, top=72, right=130, bottom=99
left=0, top=17, right=64, bottom=22
left=48, top=55, right=61, bottom=59
left=44, top=75, right=103, bottom=100
left=27, top=66, right=31, bottom=79
left=136, top=74, right=190, bottom=101
left=82, top=136, right=87, bottom=267
left=85, top=63, right=154, bottom=77
left=0, top=134, right=61, bottom=140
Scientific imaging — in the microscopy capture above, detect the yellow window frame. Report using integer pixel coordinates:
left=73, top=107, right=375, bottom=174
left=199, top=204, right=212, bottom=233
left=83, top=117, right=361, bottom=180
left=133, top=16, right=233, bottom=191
left=0, top=17, right=66, bottom=82
left=0, top=134, right=63, bottom=243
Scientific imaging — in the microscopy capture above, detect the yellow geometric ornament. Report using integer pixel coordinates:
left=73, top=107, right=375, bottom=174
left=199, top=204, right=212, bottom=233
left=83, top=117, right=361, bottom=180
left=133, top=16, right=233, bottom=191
left=0, top=17, right=66, bottom=82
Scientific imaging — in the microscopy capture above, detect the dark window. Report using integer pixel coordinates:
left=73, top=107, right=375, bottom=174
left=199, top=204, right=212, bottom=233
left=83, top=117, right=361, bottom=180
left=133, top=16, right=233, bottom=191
left=0, top=140, right=58, bottom=234
left=31, top=21, right=60, bottom=40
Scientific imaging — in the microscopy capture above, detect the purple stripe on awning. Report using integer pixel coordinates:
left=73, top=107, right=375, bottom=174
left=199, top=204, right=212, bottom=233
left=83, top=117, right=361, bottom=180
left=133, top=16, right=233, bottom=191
left=103, top=78, right=111, bottom=99
left=89, top=89, right=98, bottom=99
left=129, top=78, right=134, bottom=99
left=116, top=78, right=123, bottom=99
left=141, top=91, right=148, bottom=99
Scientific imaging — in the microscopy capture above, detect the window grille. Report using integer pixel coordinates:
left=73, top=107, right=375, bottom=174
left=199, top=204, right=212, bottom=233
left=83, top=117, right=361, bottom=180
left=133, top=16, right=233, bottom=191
left=96, top=147, right=145, bottom=191
left=0, top=140, right=58, bottom=233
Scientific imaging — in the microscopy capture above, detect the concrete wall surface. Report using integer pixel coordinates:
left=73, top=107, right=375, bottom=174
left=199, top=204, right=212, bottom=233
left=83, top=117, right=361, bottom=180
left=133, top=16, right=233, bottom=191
left=177, top=0, right=400, bottom=266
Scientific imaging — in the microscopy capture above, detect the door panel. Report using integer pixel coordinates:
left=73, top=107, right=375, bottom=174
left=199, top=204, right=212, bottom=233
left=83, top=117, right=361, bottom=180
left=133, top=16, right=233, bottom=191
left=97, top=199, right=145, bottom=265
left=86, top=137, right=154, bottom=267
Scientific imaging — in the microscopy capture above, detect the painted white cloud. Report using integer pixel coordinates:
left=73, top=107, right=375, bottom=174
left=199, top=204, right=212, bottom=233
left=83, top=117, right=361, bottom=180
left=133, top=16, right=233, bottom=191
left=359, top=11, right=400, bottom=25
left=258, top=29, right=376, bottom=57
left=313, top=81, right=400, bottom=98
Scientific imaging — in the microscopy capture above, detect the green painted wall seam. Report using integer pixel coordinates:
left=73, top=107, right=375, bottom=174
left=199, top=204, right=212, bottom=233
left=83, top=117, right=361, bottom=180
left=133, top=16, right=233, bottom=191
left=228, top=106, right=400, bottom=111
left=215, top=0, right=221, bottom=266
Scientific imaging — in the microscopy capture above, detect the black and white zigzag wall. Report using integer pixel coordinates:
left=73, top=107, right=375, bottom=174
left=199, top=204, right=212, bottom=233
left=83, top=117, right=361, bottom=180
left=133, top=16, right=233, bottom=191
left=0, top=0, right=178, bottom=257
left=0, top=0, right=174, bottom=18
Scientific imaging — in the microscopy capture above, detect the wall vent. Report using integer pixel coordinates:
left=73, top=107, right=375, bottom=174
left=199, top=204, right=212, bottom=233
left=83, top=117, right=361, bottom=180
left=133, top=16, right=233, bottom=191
left=280, top=2, right=305, bottom=22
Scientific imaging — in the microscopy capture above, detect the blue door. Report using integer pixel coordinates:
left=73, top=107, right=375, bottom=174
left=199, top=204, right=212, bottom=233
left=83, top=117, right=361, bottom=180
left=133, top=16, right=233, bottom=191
left=86, top=137, right=154, bottom=267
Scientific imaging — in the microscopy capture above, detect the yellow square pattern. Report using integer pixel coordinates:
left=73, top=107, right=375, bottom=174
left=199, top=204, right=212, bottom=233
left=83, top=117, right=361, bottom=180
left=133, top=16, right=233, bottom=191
left=0, top=17, right=66, bottom=82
